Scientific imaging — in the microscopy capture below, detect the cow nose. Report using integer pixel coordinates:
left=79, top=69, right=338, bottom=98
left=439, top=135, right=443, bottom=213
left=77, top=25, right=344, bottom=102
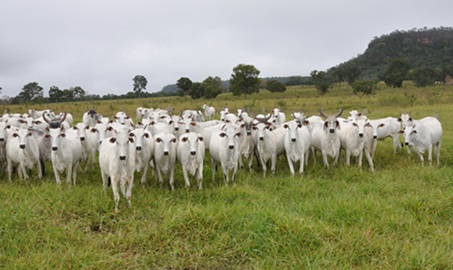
left=329, top=129, right=335, bottom=133
left=136, top=146, right=142, bottom=151
left=190, top=151, right=196, bottom=156
left=164, top=151, right=169, bottom=156
left=80, top=137, right=85, bottom=141
left=373, top=135, right=377, bottom=139
left=175, top=127, right=179, bottom=131
left=229, top=145, right=234, bottom=149
left=259, top=137, right=264, bottom=141
left=52, top=146, right=58, bottom=151
left=119, top=156, right=126, bottom=160
left=247, top=131, right=251, bottom=135
left=185, top=129, right=190, bottom=133
left=291, top=138, right=296, bottom=142
left=20, top=144, right=25, bottom=149
left=359, top=133, right=363, bottom=138
left=0, top=138, right=4, bottom=142
left=405, top=142, right=409, bottom=146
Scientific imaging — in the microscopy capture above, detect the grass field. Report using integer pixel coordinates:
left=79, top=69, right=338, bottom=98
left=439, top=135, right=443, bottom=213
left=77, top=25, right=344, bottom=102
left=0, top=83, right=452, bottom=269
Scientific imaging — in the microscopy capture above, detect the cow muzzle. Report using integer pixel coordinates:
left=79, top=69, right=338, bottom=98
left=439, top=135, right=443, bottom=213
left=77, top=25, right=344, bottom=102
left=136, top=146, right=142, bottom=151
left=119, top=155, right=126, bottom=160
left=329, top=129, right=335, bottom=134
left=229, top=145, right=234, bottom=149
left=190, top=151, right=196, bottom=156
left=20, top=144, right=25, bottom=149
left=405, top=142, right=409, bottom=146
left=52, top=146, right=58, bottom=151
left=359, top=133, right=363, bottom=138
left=291, top=138, right=296, bottom=142
left=164, top=151, right=169, bottom=156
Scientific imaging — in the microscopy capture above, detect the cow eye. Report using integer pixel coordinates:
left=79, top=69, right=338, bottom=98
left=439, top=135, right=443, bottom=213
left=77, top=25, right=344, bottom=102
left=353, top=123, right=358, bottom=127
left=198, top=137, right=204, bottom=142
left=13, top=133, right=18, bottom=137
left=219, top=133, right=226, bottom=138
left=236, top=133, right=241, bottom=137
left=171, top=138, right=177, bottom=143
left=60, top=133, right=66, bottom=138
left=28, top=133, right=32, bottom=137
left=144, top=133, right=149, bottom=138
left=45, top=134, right=51, bottom=138
left=156, top=137, right=162, bottom=143
left=181, top=137, right=188, bottom=142
left=129, top=133, right=134, bottom=137
left=129, top=138, right=134, bottom=143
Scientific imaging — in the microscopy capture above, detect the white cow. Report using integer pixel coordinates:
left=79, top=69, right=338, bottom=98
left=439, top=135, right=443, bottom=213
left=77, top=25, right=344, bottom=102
left=82, top=108, right=99, bottom=127
left=338, top=118, right=374, bottom=171
left=236, top=117, right=255, bottom=171
left=283, top=120, right=311, bottom=176
left=47, top=126, right=83, bottom=185
left=129, top=126, right=155, bottom=184
left=252, top=122, right=278, bottom=177
left=114, top=111, right=134, bottom=127
left=99, top=128, right=136, bottom=212
left=202, top=104, right=216, bottom=120
left=6, top=128, right=42, bottom=181
left=270, top=108, right=286, bottom=127
left=153, top=132, right=178, bottom=191
left=177, top=132, right=205, bottom=189
left=209, top=124, right=241, bottom=183
left=367, top=117, right=402, bottom=157
left=311, top=109, right=343, bottom=169
left=401, top=117, right=442, bottom=166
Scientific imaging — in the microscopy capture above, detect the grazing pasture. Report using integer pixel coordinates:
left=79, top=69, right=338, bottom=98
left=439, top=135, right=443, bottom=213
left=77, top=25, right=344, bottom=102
left=0, top=83, right=452, bottom=269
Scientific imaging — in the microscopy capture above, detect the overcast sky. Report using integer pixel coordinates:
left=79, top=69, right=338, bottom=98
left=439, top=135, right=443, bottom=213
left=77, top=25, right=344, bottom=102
left=1, top=0, right=452, bottom=97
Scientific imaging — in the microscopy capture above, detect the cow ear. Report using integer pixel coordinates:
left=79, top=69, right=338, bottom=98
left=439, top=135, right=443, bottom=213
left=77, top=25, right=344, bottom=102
left=60, top=133, right=66, bottom=138
left=236, top=132, right=241, bottom=137
left=304, top=120, right=309, bottom=126
left=85, top=126, right=90, bottom=130
left=336, top=121, right=341, bottom=130
left=378, top=123, right=385, bottom=128
left=412, top=130, right=417, bottom=134
left=181, top=137, right=188, bottom=142
left=144, top=133, right=150, bottom=138
left=34, top=120, right=42, bottom=124
left=297, top=123, right=302, bottom=128
left=283, top=124, right=288, bottom=129
left=109, top=137, right=116, bottom=143
left=129, top=137, right=134, bottom=143
left=397, top=118, right=402, bottom=122
left=398, top=130, right=404, bottom=134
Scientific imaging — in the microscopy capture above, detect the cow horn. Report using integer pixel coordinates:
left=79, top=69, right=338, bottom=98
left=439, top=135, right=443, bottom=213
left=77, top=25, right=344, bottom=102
left=60, top=113, right=67, bottom=123
left=336, top=108, right=344, bottom=118
left=43, top=113, right=50, bottom=124
left=319, top=108, right=327, bottom=118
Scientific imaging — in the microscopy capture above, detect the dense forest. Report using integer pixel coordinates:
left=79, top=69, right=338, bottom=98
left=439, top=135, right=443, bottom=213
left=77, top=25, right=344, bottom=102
left=332, top=27, right=453, bottom=81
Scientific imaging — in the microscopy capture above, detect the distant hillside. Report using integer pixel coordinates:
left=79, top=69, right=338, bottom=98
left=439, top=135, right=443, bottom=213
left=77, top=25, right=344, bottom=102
left=160, top=27, right=453, bottom=93
left=332, top=27, right=453, bottom=80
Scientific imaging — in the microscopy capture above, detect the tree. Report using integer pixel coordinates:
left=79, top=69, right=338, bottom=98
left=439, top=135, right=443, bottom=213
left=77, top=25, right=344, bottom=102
left=71, top=86, right=85, bottom=100
left=383, top=59, right=410, bottom=88
left=266, top=80, right=286, bottom=92
left=189, top=82, right=205, bottom=99
left=229, top=64, right=261, bottom=98
left=18, top=82, right=44, bottom=103
left=310, top=70, right=331, bottom=94
left=343, top=66, right=361, bottom=85
left=49, top=86, right=64, bottom=103
left=202, top=76, right=222, bottom=99
left=177, top=77, right=193, bottom=97
left=351, top=80, right=375, bottom=95
left=409, top=68, right=439, bottom=87
left=132, top=75, right=148, bottom=98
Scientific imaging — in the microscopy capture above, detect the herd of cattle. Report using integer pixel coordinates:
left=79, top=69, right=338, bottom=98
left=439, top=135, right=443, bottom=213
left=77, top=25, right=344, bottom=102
left=0, top=104, right=443, bottom=211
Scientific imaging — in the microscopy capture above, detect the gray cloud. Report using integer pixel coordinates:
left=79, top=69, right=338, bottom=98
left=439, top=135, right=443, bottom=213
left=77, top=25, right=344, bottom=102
left=1, top=0, right=452, bottom=97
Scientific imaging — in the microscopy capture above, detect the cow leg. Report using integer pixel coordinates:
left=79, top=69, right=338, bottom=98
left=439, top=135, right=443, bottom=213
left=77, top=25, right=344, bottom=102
left=182, top=166, right=190, bottom=188
left=286, top=154, right=295, bottom=176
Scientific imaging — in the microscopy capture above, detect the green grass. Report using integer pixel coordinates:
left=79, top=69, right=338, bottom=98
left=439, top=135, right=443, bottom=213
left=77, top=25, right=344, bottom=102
left=0, top=84, right=452, bottom=269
